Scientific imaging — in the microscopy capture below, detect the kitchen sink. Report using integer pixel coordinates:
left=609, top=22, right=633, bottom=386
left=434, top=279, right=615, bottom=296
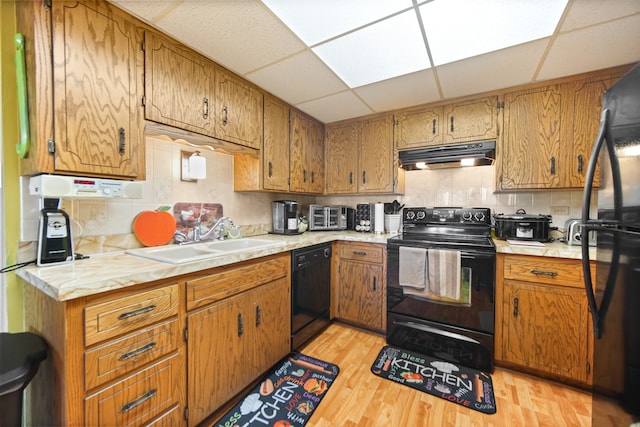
left=126, top=238, right=285, bottom=264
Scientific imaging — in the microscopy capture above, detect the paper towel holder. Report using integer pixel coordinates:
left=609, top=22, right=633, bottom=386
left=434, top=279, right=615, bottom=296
left=181, top=150, right=207, bottom=181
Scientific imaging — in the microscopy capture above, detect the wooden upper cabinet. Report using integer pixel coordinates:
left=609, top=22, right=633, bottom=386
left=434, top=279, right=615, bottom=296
left=17, top=0, right=145, bottom=179
left=499, top=85, right=566, bottom=190
left=144, top=31, right=215, bottom=136
left=325, top=122, right=359, bottom=194
left=442, top=96, right=499, bottom=143
left=290, top=110, right=324, bottom=194
left=262, top=93, right=290, bottom=191
left=214, top=67, right=263, bottom=149
left=359, top=115, right=395, bottom=193
left=567, top=75, right=621, bottom=188
left=394, top=107, right=443, bottom=149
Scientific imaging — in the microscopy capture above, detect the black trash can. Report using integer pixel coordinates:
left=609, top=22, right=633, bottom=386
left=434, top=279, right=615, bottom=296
left=0, top=332, right=48, bottom=427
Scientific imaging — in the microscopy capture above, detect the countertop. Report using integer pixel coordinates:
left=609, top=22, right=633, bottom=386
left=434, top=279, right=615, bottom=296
left=17, top=231, right=594, bottom=302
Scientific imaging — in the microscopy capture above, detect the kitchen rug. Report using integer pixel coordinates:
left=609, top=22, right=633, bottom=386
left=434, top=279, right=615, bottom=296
left=216, top=353, right=340, bottom=427
left=371, top=345, right=496, bottom=414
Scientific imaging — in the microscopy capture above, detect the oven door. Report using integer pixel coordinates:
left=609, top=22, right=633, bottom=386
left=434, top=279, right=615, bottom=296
left=386, top=241, right=495, bottom=334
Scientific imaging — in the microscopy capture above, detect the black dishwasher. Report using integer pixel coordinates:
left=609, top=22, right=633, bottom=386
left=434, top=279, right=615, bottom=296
left=291, top=242, right=331, bottom=350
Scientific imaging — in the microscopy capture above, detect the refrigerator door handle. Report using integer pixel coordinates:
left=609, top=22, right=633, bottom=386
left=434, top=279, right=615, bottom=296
left=581, top=108, right=623, bottom=340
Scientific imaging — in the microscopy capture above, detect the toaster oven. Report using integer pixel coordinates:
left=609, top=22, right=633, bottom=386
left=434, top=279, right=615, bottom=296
left=308, top=205, right=347, bottom=231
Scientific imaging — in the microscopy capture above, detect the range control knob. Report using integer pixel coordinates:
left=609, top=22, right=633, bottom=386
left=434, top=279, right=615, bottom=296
left=406, top=211, right=416, bottom=220
left=474, top=211, right=486, bottom=222
left=462, top=211, right=472, bottom=221
left=416, top=210, right=426, bottom=220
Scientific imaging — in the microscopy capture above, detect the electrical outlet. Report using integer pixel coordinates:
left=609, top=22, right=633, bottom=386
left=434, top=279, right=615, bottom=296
left=551, top=206, right=569, bottom=215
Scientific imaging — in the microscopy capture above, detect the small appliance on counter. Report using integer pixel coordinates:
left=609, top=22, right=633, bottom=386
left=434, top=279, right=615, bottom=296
left=355, top=203, right=378, bottom=232
left=493, top=209, right=553, bottom=242
left=37, top=198, right=74, bottom=266
left=565, top=218, right=597, bottom=246
left=272, top=200, right=299, bottom=235
left=307, top=205, right=347, bottom=231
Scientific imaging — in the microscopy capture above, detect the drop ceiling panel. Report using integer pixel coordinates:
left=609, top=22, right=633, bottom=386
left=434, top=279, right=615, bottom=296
left=561, top=0, right=640, bottom=31
left=538, top=16, right=640, bottom=81
left=354, top=69, right=440, bottom=113
left=110, top=0, right=177, bottom=22
left=261, top=0, right=414, bottom=45
left=296, top=91, right=374, bottom=123
left=438, top=40, right=550, bottom=99
left=246, top=51, right=348, bottom=105
left=152, top=0, right=306, bottom=75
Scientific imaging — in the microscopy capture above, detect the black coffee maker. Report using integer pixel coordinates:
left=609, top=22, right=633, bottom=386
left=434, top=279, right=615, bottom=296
left=37, top=198, right=74, bottom=266
left=272, top=200, right=299, bottom=234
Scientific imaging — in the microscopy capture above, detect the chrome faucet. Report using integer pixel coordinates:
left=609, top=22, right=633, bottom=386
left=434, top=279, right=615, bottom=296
left=174, top=216, right=234, bottom=244
left=207, top=217, right=235, bottom=241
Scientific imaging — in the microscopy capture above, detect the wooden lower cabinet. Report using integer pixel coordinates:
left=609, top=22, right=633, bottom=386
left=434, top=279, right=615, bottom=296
left=495, top=254, right=593, bottom=385
left=185, top=253, right=291, bottom=426
left=332, top=242, right=386, bottom=332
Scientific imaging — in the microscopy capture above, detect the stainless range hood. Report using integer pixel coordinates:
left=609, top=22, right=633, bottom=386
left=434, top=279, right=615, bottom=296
left=399, top=141, right=496, bottom=170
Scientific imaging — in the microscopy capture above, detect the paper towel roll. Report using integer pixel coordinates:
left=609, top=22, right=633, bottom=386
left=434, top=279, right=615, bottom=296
left=374, top=203, right=385, bottom=233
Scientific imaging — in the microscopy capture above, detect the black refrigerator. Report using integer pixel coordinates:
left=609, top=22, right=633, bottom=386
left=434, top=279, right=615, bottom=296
left=582, top=63, right=640, bottom=426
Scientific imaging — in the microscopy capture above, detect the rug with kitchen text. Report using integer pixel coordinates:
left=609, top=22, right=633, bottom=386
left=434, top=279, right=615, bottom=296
left=216, top=353, right=340, bottom=427
left=371, top=345, right=496, bottom=414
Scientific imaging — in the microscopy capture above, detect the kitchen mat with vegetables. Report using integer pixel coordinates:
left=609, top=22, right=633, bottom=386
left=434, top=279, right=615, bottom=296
left=371, top=346, right=496, bottom=414
left=216, top=352, right=340, bottom=427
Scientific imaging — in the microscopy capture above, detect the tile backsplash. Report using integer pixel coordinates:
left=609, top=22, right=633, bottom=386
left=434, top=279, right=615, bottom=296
left=19, top=136, right=596, bottom=256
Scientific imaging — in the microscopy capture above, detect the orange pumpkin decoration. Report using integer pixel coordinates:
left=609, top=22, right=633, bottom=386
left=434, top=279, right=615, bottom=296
left=132, top=206, right=176, bottom=246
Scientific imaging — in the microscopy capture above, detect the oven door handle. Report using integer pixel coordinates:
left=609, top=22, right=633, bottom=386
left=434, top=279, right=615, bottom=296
left=393, top=321, right=480, bottom=344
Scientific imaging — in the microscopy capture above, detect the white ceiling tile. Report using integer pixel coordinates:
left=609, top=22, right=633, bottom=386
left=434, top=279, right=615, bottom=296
left=354, top=69, right=440, bottom=113
left=538, top=16, right=640, bottom=81
left=561, top=0, right=640, bottom=31
left=153, top=0, right=305, bottom=75
left=312, top=10, right=429, bottom=87
left=438, top=40, right=550, bottom=98
left=260, top=0, right=413, bottom=46
left=109, top=0, right=179, bottom=22
left=295, top=92, right=374, bottom=124
left=246, top=51, right=348, bottom=105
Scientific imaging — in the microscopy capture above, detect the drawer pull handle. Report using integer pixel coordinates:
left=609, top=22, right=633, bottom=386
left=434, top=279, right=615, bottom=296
left=372, top=276, right=377, bottom=291
left=352, top=251, right=367, bottom=256
left=118, top=304, right=157, bottom=320
left=118, top=342, right=157, bottom=361
left=529, top=269, right=558, bottom=277
left=513, top=297, right=519, bottom=317
left=120, top=388, right=157, bottom=413
left=238, top=313, right=244, bottom=337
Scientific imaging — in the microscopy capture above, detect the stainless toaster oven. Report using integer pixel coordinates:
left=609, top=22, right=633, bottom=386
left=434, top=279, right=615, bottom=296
left=308, top=205, right=347, bottom=231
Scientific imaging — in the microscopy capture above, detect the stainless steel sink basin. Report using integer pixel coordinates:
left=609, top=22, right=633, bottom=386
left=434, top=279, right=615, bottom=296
left=126, top=238, right=285, bottom=264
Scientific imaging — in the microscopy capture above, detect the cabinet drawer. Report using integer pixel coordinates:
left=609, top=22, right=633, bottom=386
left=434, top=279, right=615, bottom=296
left=503, top=255, right=583, bottom=287
left=338, top=243, right=384, bottom=263
left=186, top=254, right=289, bottom=310
left=85, top=285, right=179, bottom=346
left=144, top=404, right=183, bottom=427
left=85, top=354, right=182, bottom=427
left=85, top=319, right=179, bottom=390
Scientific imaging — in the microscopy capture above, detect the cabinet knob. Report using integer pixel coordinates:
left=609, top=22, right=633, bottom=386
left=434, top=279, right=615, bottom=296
left=450, top=116, right=455, bottom=132
left=550, top=157, right=556, bottom=175
left=238, top=313, right=244, bottom=336
left=203, top=98, right=209, bottom=119
left=577, top=154, right=584, bottom=174
left=118, top=127, right=125, bottom=155
left=432, top=119, right=436, bottom=135
left=223, top=106, right=228, bottom=125
left=513, top=297, right=519, bottom=317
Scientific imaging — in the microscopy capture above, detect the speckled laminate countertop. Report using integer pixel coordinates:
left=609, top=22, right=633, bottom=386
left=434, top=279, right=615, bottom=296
left=17, top=231, right=593, bottom=302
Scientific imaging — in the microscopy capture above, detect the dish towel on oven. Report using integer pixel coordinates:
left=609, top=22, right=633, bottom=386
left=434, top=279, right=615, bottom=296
left=399, top=246, right=427, bottom=289
left=428, top=249, right=462, bottom=300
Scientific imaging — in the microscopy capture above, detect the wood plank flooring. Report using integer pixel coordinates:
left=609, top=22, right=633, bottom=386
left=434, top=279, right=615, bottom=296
left=299, top=323, right=593, bottom=427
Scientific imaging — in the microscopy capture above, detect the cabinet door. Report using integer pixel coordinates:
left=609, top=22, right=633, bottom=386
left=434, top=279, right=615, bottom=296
left=215, top=68, right=263, bottom=149
left=394, top=107, right=443, bottom=149
left=187, top=293, right=248, bottom=426
left=263, top=93, right=290, bottom=191
left=499, top=85, right=565, bottom=190
left=290, top=110, right=324, bottom=194
left=51, top=1, right=143, bottom=178
left=144, top=32, right=215, bottom=136
left=359, top=115, right=394, bottom=193
left=325, top=122, right=359, bottom=194
left=502, top=281, right=590, bottom=383
left=443, top=96, right=499, bottom=144
left=251, top=278, right=291, bottom=375
left=337, top=260, right=385, bottom=331
left=567, top=77, right=619, bottom=188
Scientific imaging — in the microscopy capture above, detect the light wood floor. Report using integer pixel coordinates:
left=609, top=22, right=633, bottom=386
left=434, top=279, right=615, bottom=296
left=299, top=323, right=593, bottom=427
